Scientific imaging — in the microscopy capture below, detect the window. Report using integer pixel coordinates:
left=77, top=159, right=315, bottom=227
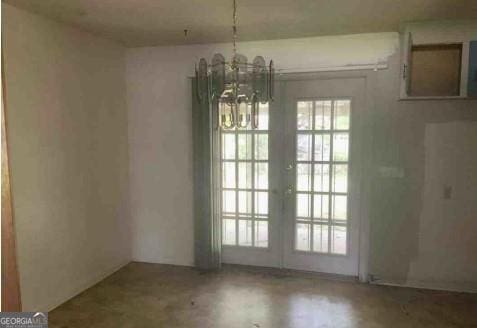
left=220, top=104, right=269, bottom=248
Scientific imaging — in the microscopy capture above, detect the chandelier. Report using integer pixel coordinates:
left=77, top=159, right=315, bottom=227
left=195, top=0, right=274, bottom=130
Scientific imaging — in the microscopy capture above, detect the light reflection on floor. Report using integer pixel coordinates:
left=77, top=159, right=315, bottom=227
left=288, top=294, right=356, bottom=328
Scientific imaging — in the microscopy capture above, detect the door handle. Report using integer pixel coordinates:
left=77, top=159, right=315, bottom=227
left=285, top=186, right=293, bottom=195
left=285, top=164, right=293, bottom=171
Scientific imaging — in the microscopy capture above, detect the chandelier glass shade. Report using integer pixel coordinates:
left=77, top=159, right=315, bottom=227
left=195, top=0, right=274, bottom=130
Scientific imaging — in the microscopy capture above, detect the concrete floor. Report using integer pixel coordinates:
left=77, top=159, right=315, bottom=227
left=50, top=262, right=477, bottom=328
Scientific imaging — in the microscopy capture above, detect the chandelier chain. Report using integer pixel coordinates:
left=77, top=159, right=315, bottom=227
left=232, top=0, right=237, bottom=57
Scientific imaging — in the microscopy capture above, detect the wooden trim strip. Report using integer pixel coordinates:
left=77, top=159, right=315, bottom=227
left=1, top=50, right=22, bottom=311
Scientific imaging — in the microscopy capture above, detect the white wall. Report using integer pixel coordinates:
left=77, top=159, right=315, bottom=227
left=407, top=122, right=477, bottom=291
left=3, top=4, right=131, bottom=311
left=126, top=29, right=477, bottom=291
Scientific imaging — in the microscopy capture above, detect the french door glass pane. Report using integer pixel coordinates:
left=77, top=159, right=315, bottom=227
left=255, top=191, right=268, bottom=216
left=295, top=99, right=350, bottom=255
left=332, top=195, right=347, bottom=221
left=223, top=219, right=236, bottom=245
left=333, top=133, right=349, bottom=161
left=238, top=134, right=252, bottom=159
left=296, top=223, right=311, bottom=251
left=334, top=100, right=350, bottom=130
left=255, top=162, right=268, bottom=189
left=297, top=101, right=313, bottom=130
left=314, top=134, right=330, bottom=161
left=254, top=134, right=268, bottom=160
left=331, top=225, right=347, bottom=255
left=314, top=101, right=332, bottom=130
left=222, top=162, right=236, bottom=188
left=313, top=224, right=329, bottom=253
left=222, top=134, right=235, bottom=159
left=314, top=164, right=330, bottom=192
left=296, top=164, right=312, bottom=191
left=297, top=134, right=312, bottom=161
left=238, top=191, right=252, bottom=215
left=238, top=162, right=252, bottom=189
left=222, top=190, right=236, bottom=213
left=238, top=220, right=253, bottom=246
left=313, top=194, right=329, bottom=221
left=296, top=193, right=311, bottom=218
left=255, top=221, right=268, bottom=247
left=332, top=164, right=348, bottom=193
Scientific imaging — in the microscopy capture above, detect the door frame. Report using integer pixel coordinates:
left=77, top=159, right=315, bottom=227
left=221, top=70, right=376, bottom=283
left=276, top=70, right=375, bottom=282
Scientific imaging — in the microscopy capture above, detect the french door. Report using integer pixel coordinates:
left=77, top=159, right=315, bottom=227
left=282, top=77, right=366, bottom=276
left=221, top=74, right=366, bottom=277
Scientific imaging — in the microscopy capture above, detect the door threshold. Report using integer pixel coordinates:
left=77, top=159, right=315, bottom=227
left=222, top=263, right=358, bottom=283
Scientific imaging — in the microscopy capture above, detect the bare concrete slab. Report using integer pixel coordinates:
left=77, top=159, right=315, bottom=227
left=49, top=262, right=477, bottom=328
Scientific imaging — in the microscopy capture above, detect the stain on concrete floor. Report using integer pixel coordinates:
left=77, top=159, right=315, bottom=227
left=49, top=262, right=477, bottom=328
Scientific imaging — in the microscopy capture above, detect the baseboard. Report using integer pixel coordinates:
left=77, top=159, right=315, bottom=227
left=370, top=278, right=477, bottom=294
left=131, top=257, right=194, bottom=267
left=39, top=260, right=131, bottom=312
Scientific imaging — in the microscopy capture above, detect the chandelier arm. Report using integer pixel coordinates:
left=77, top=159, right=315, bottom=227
left=224, top=117, right=233, bottom=129
left=222, top=112, right=233, bottom=129
left=237, top=106, right=249, bottom=129
left=251, top=95, right=259, bottom=129
left=226, top=102, right=235, bottom=129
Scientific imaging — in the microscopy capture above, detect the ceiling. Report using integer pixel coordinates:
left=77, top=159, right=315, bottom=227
left=4, top=0, right=477, bottom=47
